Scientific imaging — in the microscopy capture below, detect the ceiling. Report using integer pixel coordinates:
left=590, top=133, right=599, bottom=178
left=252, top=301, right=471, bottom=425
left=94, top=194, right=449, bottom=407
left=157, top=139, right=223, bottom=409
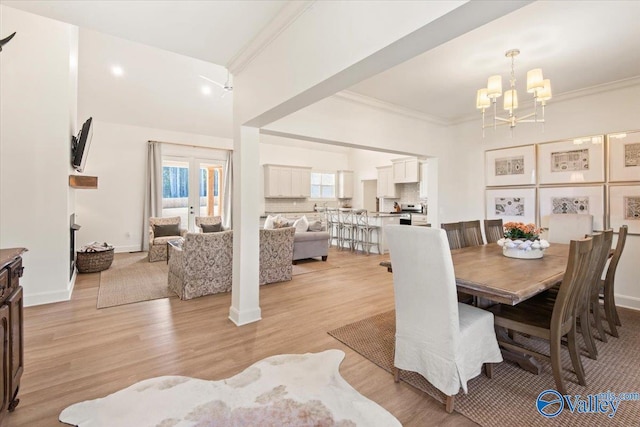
left=3, top=0, right=640, bottom=133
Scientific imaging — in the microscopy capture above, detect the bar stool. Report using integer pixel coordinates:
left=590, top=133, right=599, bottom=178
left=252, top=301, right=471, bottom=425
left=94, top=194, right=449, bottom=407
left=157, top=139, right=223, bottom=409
left=325, top=208, right=340, bottom=247
left=338, top=208, right=356, bottom=251
left=354, top=209, right=380, bottom=255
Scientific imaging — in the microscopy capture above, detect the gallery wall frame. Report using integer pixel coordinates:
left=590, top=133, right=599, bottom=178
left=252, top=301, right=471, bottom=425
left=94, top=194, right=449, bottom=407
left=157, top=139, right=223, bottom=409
left=537, top=135, right=605, bottom=185
left=485, top=187, right=536, bottom=224
left=538, top=185, right=605, bottom=230
left=608, top=130, right=640, bottom=182
left=609, top=184, right=640, bottom=235
left=485, top=145, right=536, bottom=187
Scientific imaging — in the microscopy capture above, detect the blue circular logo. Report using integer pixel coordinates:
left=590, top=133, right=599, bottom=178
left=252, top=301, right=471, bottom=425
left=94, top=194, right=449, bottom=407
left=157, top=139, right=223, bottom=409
left=536, top=389, right=564, bottom=418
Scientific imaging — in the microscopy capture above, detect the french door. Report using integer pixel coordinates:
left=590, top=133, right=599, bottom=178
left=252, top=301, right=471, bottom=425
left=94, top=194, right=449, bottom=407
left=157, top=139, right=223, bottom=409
left=161, top=156, right=224, bottom=231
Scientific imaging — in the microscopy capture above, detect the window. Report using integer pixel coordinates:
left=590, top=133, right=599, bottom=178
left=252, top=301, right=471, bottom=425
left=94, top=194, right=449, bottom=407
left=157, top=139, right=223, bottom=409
left=310, top=172, right=335, bottom=199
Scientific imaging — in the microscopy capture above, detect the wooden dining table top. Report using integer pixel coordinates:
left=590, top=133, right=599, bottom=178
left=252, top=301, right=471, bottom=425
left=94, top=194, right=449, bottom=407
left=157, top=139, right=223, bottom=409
left=380, top=243, right=571, bottom=306
left=454, top=243, right=570, bottom=305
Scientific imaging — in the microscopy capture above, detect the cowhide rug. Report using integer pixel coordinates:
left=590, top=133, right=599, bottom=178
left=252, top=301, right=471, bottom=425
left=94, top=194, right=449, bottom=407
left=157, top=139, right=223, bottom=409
left=59, top=349, right=401, bottom=426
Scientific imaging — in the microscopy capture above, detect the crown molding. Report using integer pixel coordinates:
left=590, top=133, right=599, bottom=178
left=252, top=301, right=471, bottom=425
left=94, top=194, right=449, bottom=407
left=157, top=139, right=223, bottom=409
left=227, top=1, right=314, bottom=74
left=451, top=75, right=640, bottom=125
left=333, top=90, right=450, bottom=126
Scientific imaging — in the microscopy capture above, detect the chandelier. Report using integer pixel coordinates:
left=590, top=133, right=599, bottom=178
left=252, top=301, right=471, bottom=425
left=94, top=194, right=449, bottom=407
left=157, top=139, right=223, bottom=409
left=476, top=49, right=552, bottom=134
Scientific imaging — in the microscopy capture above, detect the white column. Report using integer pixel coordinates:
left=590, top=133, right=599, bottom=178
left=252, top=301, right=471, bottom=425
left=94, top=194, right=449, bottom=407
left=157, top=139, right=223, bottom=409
left=228, top=126, right=261, bottom=325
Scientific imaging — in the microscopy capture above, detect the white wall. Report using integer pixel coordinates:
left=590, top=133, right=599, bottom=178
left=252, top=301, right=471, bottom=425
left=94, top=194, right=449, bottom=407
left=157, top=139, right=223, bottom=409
left=0, top=6, right=78, bottom=306
left=74, top=121, right=232, bottom=252
left=452, top=82, right=640, bottom=310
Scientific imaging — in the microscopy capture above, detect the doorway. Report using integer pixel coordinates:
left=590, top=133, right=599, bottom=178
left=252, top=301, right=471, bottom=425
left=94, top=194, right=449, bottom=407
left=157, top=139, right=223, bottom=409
left=161, top=156, right=224, bottom=231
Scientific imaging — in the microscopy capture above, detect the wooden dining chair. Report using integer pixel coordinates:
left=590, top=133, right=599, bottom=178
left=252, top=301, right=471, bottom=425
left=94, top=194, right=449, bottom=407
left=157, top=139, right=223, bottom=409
left=385, top=225, right=502, bottom=413
left=441, top=222, right=465, bottom=250
left=461, top=220, right=484, bottom=247
left=484, top=219, right=504, bottom=244
left=489, top=236, right=594, bottom=394
left=600, top=225, right=628, bottom=338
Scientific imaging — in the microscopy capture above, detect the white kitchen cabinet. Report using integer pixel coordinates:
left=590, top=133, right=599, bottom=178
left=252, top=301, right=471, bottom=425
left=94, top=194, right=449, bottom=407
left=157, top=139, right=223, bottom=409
left=392, top=157, right=419, bottom=183
left=419, top=161, right=429, bottom=198
left=336, top=170, right=354, bottom=199
left=376, top=166, right=397, bottom=198
left=264, top=164, right=311, bottom=198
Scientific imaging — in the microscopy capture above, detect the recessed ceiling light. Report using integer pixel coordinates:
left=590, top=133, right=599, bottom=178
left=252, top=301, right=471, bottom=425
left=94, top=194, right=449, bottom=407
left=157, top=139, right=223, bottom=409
left=111, top=65, right=124, bottom=77
left=201, top=86, right=212, bottom=96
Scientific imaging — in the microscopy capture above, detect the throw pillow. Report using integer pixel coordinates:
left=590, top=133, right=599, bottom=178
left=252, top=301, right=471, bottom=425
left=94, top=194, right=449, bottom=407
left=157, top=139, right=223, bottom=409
left=153, top=223, right=180, bottom=238
left=308, top=220, right=323, bottom=232
left=264, top=215, right=278, bottom=230
left=293, top=215, right=309, bottom=233
left=273, top=218, right=290, bottom=229
left=201, top=223, right=222, bottom=233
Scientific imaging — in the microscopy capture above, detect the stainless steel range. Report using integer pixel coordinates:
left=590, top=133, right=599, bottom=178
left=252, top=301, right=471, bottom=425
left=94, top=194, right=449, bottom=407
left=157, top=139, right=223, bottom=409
left=397, top=203, right=424, bottom=225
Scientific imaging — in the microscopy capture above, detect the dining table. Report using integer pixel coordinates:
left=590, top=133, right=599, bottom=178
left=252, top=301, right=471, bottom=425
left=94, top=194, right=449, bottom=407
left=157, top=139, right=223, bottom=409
left=380, top=243, right=570, bottom=304
left=379, top=242, right=571, bottom=374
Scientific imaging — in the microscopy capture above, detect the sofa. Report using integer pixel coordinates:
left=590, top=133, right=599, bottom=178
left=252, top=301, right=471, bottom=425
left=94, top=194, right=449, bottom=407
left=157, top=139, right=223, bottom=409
left=264, top=214, right=329, bottom=263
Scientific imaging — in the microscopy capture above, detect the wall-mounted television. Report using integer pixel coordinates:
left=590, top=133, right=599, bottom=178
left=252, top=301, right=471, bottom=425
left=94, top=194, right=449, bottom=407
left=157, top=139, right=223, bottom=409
left=71, top=117, right=93, bottom=173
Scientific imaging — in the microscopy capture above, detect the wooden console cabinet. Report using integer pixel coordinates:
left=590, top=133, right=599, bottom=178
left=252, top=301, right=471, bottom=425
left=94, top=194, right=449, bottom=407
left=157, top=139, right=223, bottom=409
left=0, top=248, right=25, bottom=424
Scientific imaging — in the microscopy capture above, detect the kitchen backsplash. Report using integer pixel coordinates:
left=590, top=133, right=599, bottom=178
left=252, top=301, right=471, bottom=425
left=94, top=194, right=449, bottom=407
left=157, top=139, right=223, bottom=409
left=380, top=183, right=427, bottom=213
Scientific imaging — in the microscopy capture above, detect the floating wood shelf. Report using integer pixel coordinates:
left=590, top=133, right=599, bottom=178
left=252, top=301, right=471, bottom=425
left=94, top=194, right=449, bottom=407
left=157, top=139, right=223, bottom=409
left=69, top=175, right=98, bottom=189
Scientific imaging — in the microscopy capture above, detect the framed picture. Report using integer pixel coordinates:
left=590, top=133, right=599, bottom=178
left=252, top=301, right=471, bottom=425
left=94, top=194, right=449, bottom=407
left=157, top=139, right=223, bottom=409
left=608, top=130, right=640, bottom=182
left=485, top=188, right=536, bottom=224
left=485, top=145, right=536, bottom=187
left=539, top=185, right=605, bottom=230
left=537, top=136, right=605, bottom=184
left=609, top=185, right=640, bottom=235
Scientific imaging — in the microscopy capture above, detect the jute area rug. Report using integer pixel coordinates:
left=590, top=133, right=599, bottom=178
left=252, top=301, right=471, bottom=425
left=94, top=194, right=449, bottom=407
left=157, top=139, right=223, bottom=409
left=97, top=252, right=176, bottom=309
left=328, top=309, right=640, bottom=427
left=292, top=259, right=340, bottom=276
left=59, top=349, right=401, bottom=427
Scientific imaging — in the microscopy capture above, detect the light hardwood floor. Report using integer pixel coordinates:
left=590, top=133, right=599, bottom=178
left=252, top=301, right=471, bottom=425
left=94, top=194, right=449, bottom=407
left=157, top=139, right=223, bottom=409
left=7, top=248, right=477, bottom=427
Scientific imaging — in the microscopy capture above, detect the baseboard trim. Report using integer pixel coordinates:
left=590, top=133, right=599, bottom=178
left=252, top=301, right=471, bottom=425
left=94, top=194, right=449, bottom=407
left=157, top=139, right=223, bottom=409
left=114, top=245, right=142, bottom=253
left=616, top=294, right=640, bottom=312
left=229, top=306, right=262, bottom=326
left=24, top=284, right=74, bottom=307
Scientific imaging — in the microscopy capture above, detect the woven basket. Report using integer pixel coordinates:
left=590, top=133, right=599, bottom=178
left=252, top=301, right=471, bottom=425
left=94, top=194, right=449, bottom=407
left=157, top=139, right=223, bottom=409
left=76, top=248, right=114, bottom=273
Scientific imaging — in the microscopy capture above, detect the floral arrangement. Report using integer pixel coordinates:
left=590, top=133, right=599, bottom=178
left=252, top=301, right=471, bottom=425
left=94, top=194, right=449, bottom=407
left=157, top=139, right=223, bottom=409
left=503, top=222, right=542, bottom=241
left=497, top=222, right=549, bottom=252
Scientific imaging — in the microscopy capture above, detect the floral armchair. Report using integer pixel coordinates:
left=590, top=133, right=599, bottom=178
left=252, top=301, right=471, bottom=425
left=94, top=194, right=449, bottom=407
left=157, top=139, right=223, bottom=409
left=168, top=231, right=233, bottom=300
left=148, top=216, right=187, bottom=262
left=195, top=216, right=223, bottom=233
left=259, top=227, right=295, bottom=286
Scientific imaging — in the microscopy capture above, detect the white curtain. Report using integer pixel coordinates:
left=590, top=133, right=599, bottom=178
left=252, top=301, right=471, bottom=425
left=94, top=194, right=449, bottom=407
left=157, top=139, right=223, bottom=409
left=142, top=141, right=163, bottom=250
left=222, top=150, right=233, bottom=230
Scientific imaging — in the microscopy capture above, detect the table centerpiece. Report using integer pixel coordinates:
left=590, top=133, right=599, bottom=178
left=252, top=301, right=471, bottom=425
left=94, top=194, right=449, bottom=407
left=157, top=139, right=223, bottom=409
left=496, top=222, right=549, bottom=259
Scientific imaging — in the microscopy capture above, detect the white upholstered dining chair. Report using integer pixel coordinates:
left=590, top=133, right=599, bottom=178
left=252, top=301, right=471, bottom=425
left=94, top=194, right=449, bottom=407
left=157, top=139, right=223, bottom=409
left=547, top=214, right=593, bottom=244
left=385, top=225, right=503, bottom=413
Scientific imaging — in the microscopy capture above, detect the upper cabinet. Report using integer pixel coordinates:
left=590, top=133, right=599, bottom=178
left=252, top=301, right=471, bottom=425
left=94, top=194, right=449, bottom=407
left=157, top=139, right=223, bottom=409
left=377, top=166, right=398, bottom=198
left=392, top=157, right=419, bottom=183
left=336, top=170, right=354, bottom=199
left=264, top=164, right=311, bottom=198
left=419, top=161, right=428, bottom=199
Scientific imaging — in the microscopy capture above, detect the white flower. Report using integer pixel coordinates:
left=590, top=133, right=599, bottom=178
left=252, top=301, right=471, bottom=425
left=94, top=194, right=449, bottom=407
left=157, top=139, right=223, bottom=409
left=531, top=241, right=541, bottom=249
left=497, top=238, right=506, bottom=247
left=505, top=240, right=517, bottom=248
left=539, top=239, right=550, bottom=248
